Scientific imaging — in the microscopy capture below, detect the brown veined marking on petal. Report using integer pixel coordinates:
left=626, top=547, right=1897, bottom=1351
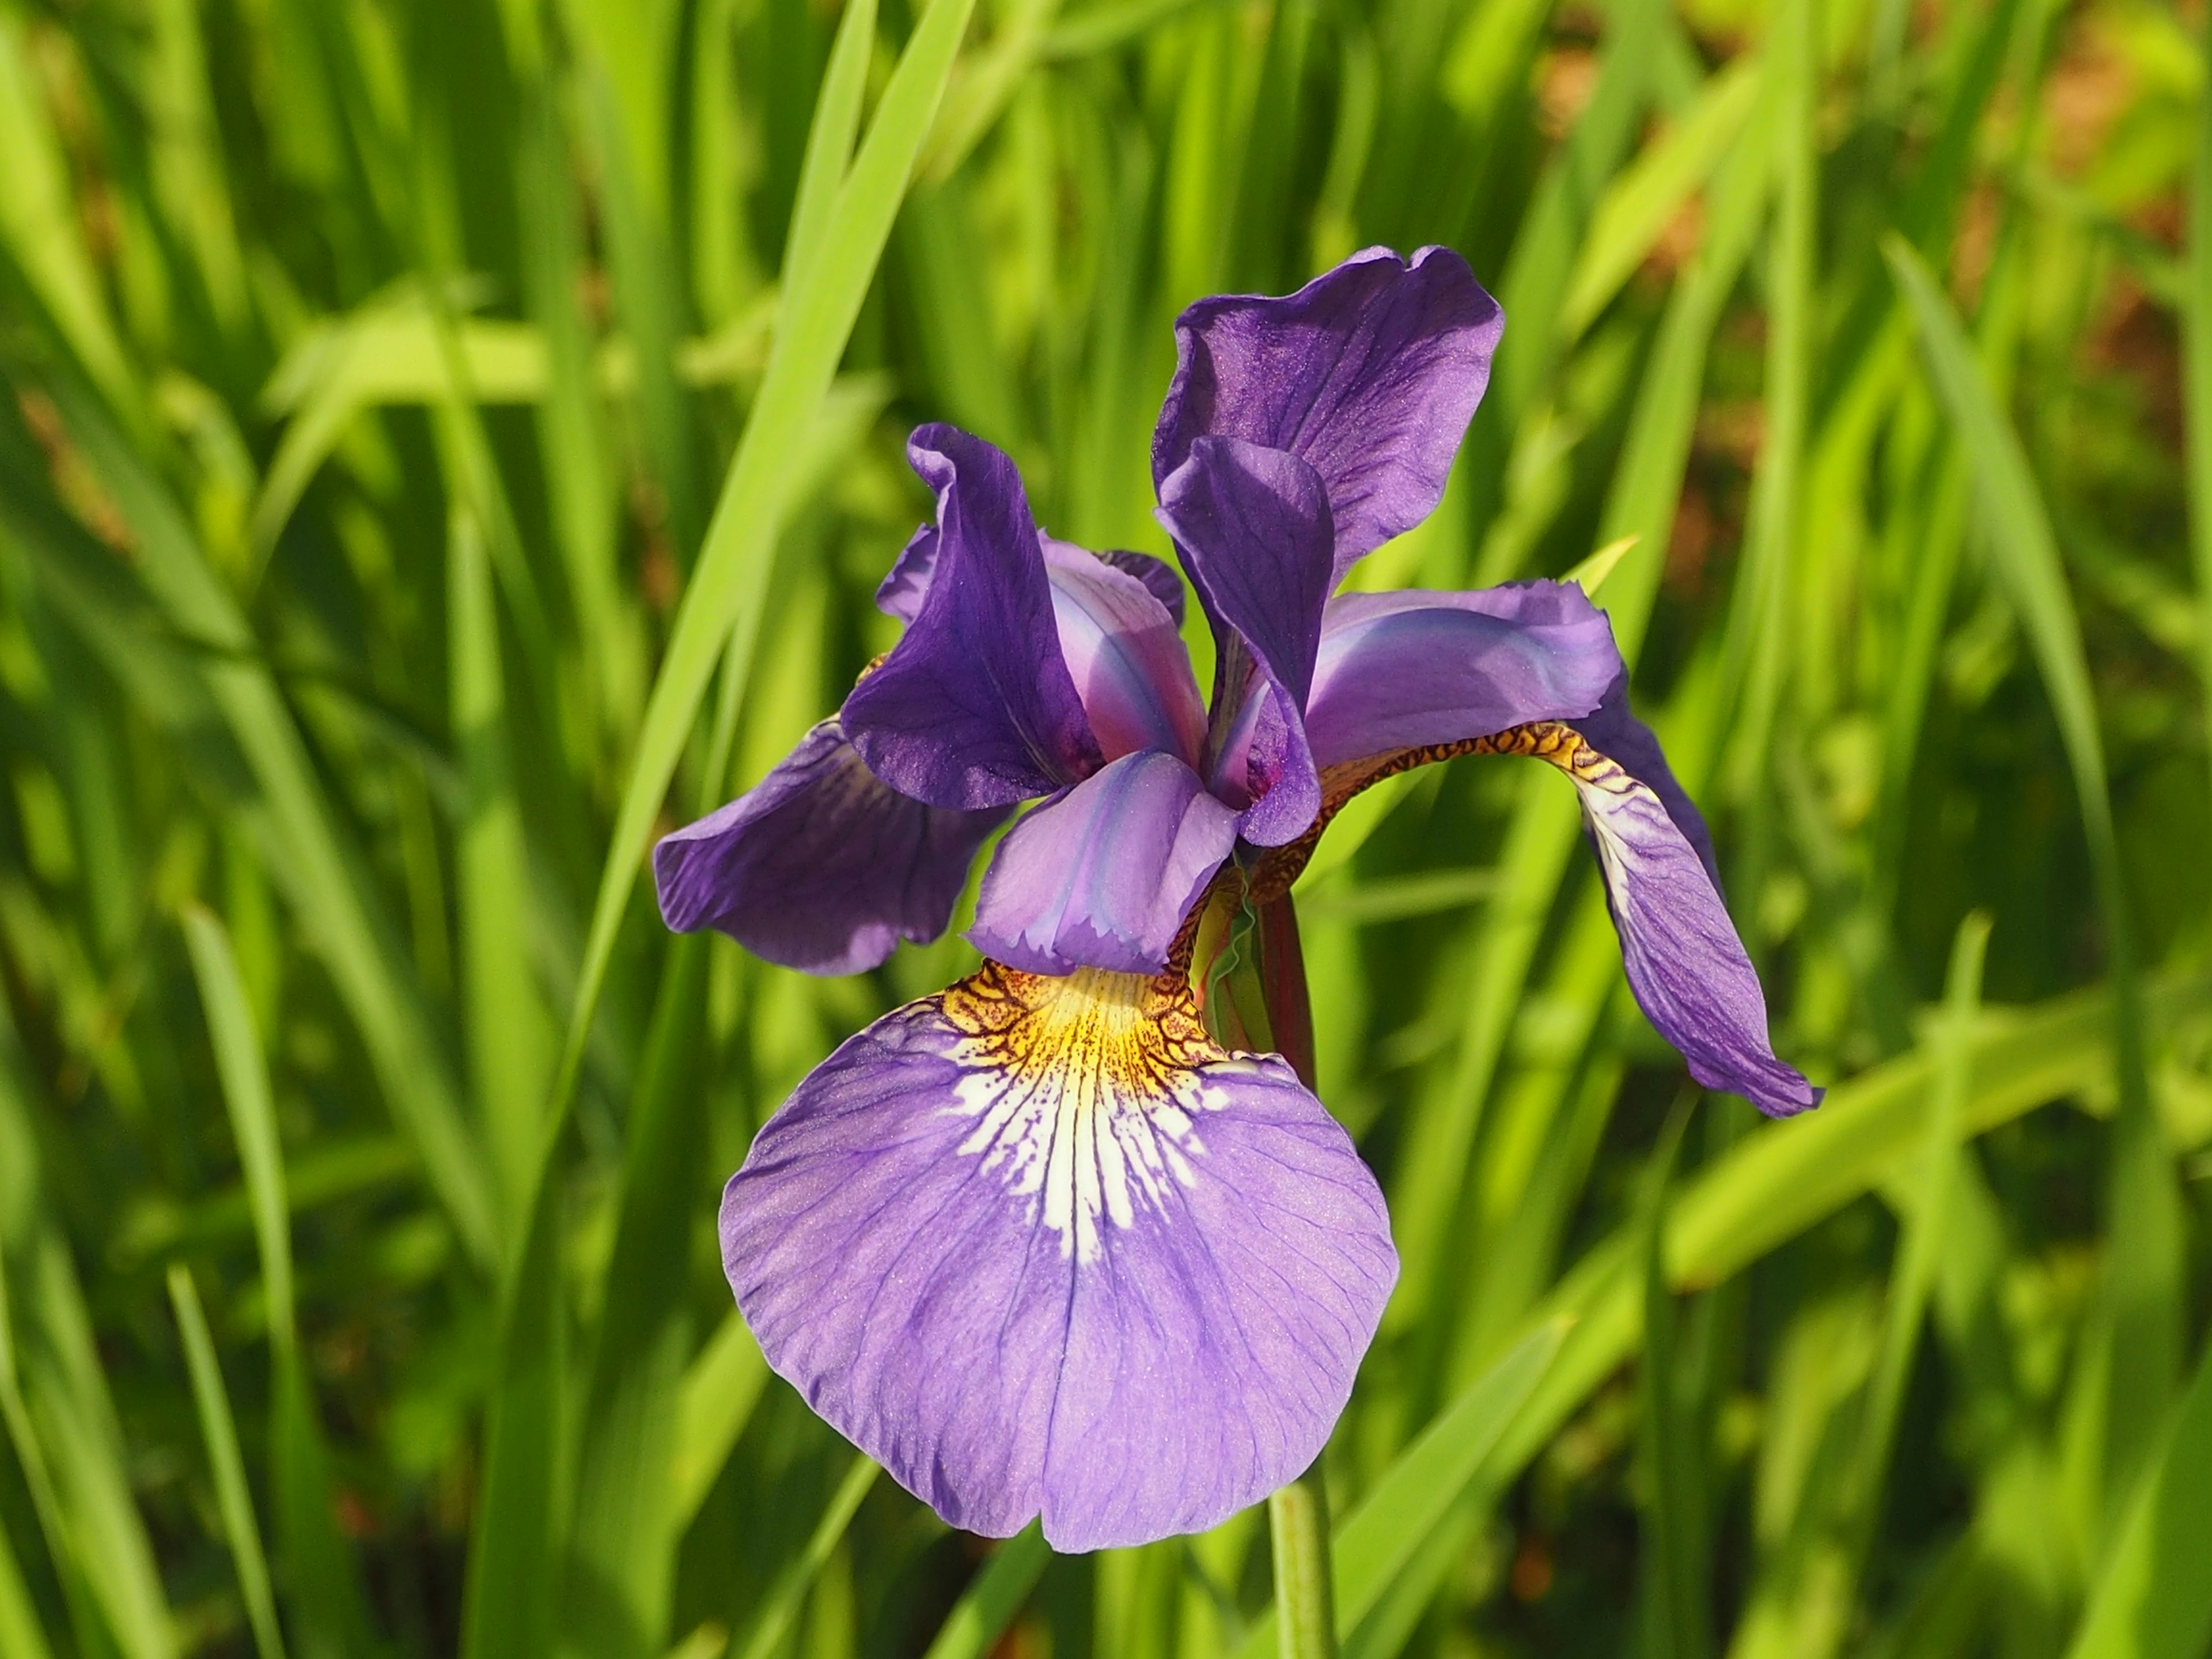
left=937, top=961, right=1239, bottom=1259
left=1246, top=720, right=1632, bottom=903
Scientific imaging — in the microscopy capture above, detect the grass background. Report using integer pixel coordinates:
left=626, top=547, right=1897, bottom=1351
left=1, top=0, right=2210, bottom=1653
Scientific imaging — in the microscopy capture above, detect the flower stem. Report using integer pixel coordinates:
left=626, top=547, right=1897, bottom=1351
left=1255, top=895, right=1336, bottom=1659
left=1269, top=1460, right=1338, bottom=1659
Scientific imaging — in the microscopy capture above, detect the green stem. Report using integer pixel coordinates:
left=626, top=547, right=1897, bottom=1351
left=1269, top=1460, right=1338, bottom=1659
left=1254, top=895, right=1336, bottom=1659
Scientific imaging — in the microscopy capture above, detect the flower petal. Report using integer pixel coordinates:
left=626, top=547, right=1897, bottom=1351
left=1304, top=579, right=1620, bottom=769
left=1041, top=537, right=1207, bottom=767
left=1153, top=245, right=1504, bottom=578
left=654, top=719, right=1010, bottom=975
left=873, top=523, right=939, bottom=623
left=719, top=964, right=1397, bottom=1550
left=844, top=426, right=1104, bottom=808
left=1537, top=727, right=1818, bottom=1116
left=1570, top=672, right=1721, bottom=889
left=1153, top=435, right=1330, bottom=846
left=1095, top=548, right=1186, bottom=624
left=969, top=750, right=1240, bottom=976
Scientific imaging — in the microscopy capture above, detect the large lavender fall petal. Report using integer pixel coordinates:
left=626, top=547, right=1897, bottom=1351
left=1559, top=736, right=1820, bottom=1117
left=1154, top=435, right=1330, bottom=846
left=719, top=964, right=1397, bottom=1550
left=969, top=750, right=1240, bottom=976
left=654, top=719, right=1009, bottom=975
left=1153, top=245, right=1504, bottom=578
left=1304, top=580, right=1620, bottom=769
left=844, top=426, right=1103, bottom=808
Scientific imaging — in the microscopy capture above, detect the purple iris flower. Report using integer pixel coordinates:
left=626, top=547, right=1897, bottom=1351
left=655, top=247, right=1819, bottom=1552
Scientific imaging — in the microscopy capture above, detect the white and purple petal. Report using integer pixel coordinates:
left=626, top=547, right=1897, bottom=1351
left=1153, top=245, right=1504, bottom=579
left=1154, top=436, right=1331, bottom=846
left=720, top=964, right=1397, bottom=1550
left=844, top=426, right=1104, bottom=809
left=1304, top=579, right=1620, bottom=770
left=654, top=719, right=1010, bottom=975
left=969, top=750, right=1240, bottom=976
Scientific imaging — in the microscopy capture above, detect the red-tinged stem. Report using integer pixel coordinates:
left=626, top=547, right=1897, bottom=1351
left=1253, top=891, right=1335, bottom=1658
left=1256, top=894, right=1317, bottom=1091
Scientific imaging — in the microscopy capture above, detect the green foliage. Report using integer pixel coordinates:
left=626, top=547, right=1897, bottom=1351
left=0, top=0, right=2206, bottom=1655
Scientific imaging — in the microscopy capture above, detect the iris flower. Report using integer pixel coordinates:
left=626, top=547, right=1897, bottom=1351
left=656, top=247, right=1818, bottom=1551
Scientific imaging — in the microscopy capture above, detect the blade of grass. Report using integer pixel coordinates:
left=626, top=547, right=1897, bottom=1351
left=2187, top=10, right=2212, bottom=835
left=181, top=906, right=374, bottom=1657
left=2064, top=1328, right=2212, bottom=1659
left=1638, top=1103, right=1709, bottom=1659
left=669, top=1313, right=770, bottom=1532
left=919, top=1525, right=1051, bottom=1659
left=1888, top=234, right=2181, bottom=1516
left=1233, top=1321, right=1566, bottom=1658
left=732, top=1454, right=879, bottom=1659
left=166, top=1266, right=287, bottom=1659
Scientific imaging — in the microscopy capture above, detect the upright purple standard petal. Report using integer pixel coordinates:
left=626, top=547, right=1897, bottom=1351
left=1154, top=245, right=1505, bottom=579
left=1545, top=729, right=1819, bottom=1117
left=721, top=964, right=1397, bottom=1550
left=1154, top=436, right=1331, bottom=846
left=654, top=719, right=1010, bottom=975
left=1040, top=539, right=1207, bottom=767
left=1304, top=580, right=1620, bottom=769
left=969, top=750, right=1240, bottom=976
left=844, top=426, right=1103, bottom=808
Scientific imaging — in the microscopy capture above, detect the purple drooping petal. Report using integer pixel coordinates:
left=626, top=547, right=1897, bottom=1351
left=1154, top=436, right=1329, bottom=846
left=1571, top=673, right=1722, bottom=890
left=1095, top=548, right=1187, bottom=625
left=1566, top=744, right=1820, bottom=1117
left=1153, top=245, right=1505, bottom=580
left=844, top=426, right=1103, bottom=809
left=969, top=751, right=1239, bottom=976
left=874, top=523, right=939, bottom=623
left=654, top=719, right=1010, bottom=975
left=1040, top=538, right=1207, bottom=767
left=719, top=964, right=1397, bottom=1550
left=1304, top=580, right=1620, bottom=769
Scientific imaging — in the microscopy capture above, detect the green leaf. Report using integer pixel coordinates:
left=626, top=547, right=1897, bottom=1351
left=166, top=1266, right=288, bottom=1659
left=919, top=1525, right=1050, bottom=1659
left=2065, top=1330, right=2212, bottom=1659
left=1888, top=233, right=2181, bottom=1514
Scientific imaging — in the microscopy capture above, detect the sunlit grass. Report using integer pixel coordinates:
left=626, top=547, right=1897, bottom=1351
left=0, top=0, right=2208, bottom=1654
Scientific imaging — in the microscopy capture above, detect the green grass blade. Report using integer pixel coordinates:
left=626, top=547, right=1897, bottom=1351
left=0, top=1508, right=56, bottom=1659
left=1233, top=1321, right=1566, bottom=1658
left=2065, top=1330, right=2212, bottom=1659
left=166, top=1266, right=288, bottom=1659
left=918, top=1525, right=1050, bottom=1659
left=555, top=0, right=979, bottom=1132
left=784, top=0, right=880, bottom=292
left=1637, top=1107, right=1709, bottom=1659
left=670, top=1313, right=770, bottom=1532
left=180, top=907, right=294, bottom=1351
left=565, top=937, right=711, bottom=1659
left=449, top=507, right=554, bottom=1226
left=2188, top=11, right=2212, bottom=832
left=732, top=1454, right=880, bottom=1659
left=1888, top=234, right=2181, bottom=1512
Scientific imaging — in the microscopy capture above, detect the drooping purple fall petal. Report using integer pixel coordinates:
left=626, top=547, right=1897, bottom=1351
left=1154, top=435, right=1331, bottom=846
left=844, top=426, right=1103, bottom=809
left=1570, top=672, right=1722, bottom=889
left=969, top=750, right=1240, bottom=976
left=1559, top=737, right=1820, bottom=1117
left=654, top=719, right=1010, bottom=975
left=719, top=963, right=1397, bottom=1551
left=1040, top=538, right=1208, bottom=767
left=1304, top=580, right=1620, bottom=769
left=1153, top=245, right=1505, bottom=580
